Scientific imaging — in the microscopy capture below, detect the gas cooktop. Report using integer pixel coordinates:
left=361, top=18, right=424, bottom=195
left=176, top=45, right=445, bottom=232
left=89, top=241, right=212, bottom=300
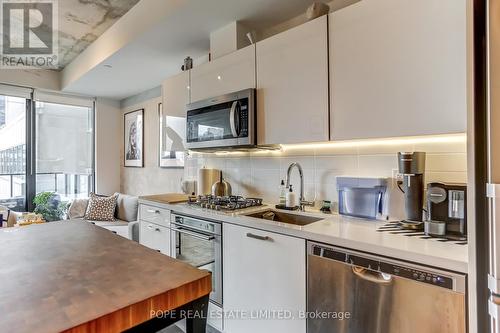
left=187, top=195, right=263, bottom=211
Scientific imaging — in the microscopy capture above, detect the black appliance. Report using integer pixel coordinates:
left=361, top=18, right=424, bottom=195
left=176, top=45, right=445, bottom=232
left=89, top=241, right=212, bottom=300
left=187, top=195, right=263, bottom=211
left=397, top=152, right=426, bottom=229
left=426, top=182, right=467, bottom=239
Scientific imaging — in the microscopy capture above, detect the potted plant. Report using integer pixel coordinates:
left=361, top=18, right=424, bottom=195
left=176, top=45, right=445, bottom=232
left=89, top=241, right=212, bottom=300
left=33, top=192, right=68, bottom=222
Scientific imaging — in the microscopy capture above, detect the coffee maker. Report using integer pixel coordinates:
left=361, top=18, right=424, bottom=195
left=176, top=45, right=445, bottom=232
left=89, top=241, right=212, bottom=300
left=397, top=152, right=426, bottom=229
left=425, top=182, right=467, bottom=239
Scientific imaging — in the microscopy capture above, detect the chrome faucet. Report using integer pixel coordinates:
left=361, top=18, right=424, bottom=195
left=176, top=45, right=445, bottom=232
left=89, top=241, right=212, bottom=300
left=285, top=162, right=314, bottom=211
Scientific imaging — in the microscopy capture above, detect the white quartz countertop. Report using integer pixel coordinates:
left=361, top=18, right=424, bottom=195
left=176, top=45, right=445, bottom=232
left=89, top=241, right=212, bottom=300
left=139, top=198, right=468, bottom=273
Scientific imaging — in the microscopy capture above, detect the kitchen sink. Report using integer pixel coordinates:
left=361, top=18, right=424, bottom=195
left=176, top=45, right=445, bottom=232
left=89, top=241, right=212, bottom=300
left=245, top=209, right=322, bottom=226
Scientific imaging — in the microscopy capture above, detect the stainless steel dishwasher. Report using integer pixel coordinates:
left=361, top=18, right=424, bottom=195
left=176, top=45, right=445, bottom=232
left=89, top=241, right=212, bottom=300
left=307, top=242, right=466, bottom=333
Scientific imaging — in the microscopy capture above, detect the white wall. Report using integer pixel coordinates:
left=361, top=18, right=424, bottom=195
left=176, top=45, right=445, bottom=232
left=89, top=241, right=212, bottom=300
left=95, top=98, right=121, bottom=195
left=185, top=135, right=467, bottom=219
left=120, top=95, right=183, bottom=196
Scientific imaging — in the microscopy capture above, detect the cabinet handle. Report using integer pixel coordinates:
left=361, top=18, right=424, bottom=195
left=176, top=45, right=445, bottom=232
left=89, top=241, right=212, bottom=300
left=155, top=227, right=161, bottom=232
left=147, top=209, right=160, bottom=214
left=111, top=231, right=117, bottom=234
left=147, top=224, right=154, bottom=229
left=246, top=233, right=272, bottom=241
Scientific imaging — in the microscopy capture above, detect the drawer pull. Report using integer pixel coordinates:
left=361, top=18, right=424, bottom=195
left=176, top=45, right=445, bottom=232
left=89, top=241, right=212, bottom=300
left=147, top=224, right=154, bottom=229
left=111, top=231, right=117, bottom=234
left=147, top=209, right=161, bottom=214
left=155, top=227, right=161, bottom=232
left=246, top=233, right=272, bottom=241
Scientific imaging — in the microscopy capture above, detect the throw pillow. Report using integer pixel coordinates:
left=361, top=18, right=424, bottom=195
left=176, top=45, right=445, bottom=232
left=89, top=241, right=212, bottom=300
left=67, top=198, right=89, bottom=219
left=114, top=193, right=138, bottom=222
left=84, top=193, right=118, bottom=221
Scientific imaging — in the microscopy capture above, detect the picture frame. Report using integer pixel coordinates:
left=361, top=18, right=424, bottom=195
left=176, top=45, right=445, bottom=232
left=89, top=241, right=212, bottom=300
left=159, top=102, right=185, bottom=168
left=124, top=109, right=144, bottom=168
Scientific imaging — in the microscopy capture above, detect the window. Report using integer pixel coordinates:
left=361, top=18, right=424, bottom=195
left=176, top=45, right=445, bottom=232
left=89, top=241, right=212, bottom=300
left=0, top=94, right=27, bottom=211
left=0, top=84, right=95, bottom=212
left=35, top=101, right=94, bottom=201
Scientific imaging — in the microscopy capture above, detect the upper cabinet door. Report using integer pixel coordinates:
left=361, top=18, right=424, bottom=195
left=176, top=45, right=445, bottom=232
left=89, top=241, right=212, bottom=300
left=190, top=45, right=256, bottom=103
left=256, top=16, right=329, bottom=145
left=329, top=0, right=467, bottom=140
left=162, top=71, right=190, bottom=117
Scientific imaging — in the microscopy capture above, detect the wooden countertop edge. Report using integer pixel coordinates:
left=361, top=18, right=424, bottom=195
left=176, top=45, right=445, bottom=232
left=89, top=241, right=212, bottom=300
left=61, top=274, right=212, bottom=333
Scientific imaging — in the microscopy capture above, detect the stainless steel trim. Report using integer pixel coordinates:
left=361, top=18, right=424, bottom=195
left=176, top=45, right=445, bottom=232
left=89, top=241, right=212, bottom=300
left=352, top=266, right=393, bottom=284
left=170, top=213, right=223, bottom=306
left=186, top=88, right=253, bottom=111
left=229, top=101, right=238, bottom=137
left=172, top=227, right=216, bottom=241
left=170, top=219, right=221, bottom=236
left=185, top=88, right=255, bottom=150
left=308, top=241, right=466, bottom=333
left=307, top=241, right=466, bottom=293
left=246, top=232, right=272, bottom=241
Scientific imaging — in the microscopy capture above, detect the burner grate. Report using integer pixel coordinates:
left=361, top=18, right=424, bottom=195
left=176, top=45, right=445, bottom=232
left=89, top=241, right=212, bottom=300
left=188, top=195, right=263, bottom=211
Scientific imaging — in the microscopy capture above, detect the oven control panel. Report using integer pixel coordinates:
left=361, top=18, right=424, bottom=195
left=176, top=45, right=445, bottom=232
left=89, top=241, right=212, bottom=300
left=173, top=215, right=221, bottom=235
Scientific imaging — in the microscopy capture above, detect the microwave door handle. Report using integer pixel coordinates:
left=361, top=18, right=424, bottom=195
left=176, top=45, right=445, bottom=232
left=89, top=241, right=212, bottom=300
left=229, top=101, right=240, bottom=137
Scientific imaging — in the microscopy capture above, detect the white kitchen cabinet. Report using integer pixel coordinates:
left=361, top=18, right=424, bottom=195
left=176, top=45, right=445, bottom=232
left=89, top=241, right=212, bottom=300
left=139, top=221, right=170, bottom=255
left=139, top=204, right=171, bottom=227
left=162, top=71, right=190, bottom=118
left=223, top=224, right=306, bottom=333
left=139, top=204, right=171, bottom=255
left=256, top=16, right=329, bottom=145
left=329, top=0, right=467, bottom=140
left=190, top=45, right=256, bottom=103
left=102, top=225, right=129, bottom=239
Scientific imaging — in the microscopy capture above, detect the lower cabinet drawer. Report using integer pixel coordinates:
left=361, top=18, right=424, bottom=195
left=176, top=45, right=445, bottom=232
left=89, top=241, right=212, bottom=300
left=139, top=204, right=170, bottom=227
left=139, top=221, right=171, bottom=256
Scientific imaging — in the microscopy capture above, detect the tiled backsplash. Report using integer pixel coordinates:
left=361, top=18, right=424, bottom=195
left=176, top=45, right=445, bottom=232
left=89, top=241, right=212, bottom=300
left=184, top=134, right=467, bottom=214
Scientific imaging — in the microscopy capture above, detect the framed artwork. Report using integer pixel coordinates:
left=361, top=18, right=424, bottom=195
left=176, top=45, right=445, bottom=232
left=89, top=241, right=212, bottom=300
left=159, top=102, right=185, bottom=168
left=124, top=109, right=144, bottom=167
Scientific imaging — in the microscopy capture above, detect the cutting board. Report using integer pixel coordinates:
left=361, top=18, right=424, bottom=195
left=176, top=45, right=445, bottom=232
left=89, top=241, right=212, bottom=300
left=140, top=193, right=189, bottom=204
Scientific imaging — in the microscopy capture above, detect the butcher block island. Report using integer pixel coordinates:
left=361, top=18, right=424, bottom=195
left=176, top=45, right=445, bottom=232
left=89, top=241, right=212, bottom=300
left=0, top=221, right=212, bottom=333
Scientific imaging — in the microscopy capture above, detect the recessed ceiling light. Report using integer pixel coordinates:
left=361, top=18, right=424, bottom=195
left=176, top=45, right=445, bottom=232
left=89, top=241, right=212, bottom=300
left=104, top=64, right=112, bottom=68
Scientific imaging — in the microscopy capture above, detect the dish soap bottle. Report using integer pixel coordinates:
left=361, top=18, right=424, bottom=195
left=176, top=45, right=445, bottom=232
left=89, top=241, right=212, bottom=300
left=286, top=184, right=296, bottom=208
left=279, top=180, right=286, bottom=205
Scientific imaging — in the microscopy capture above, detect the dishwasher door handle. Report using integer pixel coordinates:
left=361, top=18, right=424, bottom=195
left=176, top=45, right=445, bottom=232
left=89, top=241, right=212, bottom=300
left=352, top=266, right=393, bottom=284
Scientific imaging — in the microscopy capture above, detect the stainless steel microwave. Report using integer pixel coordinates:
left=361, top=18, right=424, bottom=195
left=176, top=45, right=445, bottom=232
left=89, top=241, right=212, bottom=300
left=185, top=88, right=256, bottom=150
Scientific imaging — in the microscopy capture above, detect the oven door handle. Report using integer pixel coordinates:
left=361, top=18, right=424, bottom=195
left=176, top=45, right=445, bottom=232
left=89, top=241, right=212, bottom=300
left=172, top=227, right=216, bottom=241
left=170, top=221, right=219, bottom=236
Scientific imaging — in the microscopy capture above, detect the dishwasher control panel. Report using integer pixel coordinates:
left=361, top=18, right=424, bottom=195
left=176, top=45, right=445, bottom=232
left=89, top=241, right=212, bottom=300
left=379, top=262, right=453, bottom=289
left=310, top=244, right=455, bottom=290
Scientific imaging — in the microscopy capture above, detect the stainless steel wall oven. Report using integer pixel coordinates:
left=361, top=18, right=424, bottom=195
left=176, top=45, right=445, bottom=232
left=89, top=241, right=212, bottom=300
left=170, top=214, right=222, bottom=306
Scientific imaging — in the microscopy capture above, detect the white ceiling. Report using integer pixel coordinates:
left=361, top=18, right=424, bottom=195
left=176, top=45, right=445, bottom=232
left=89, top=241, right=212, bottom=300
left=61, top=0, right=320, bottom=100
